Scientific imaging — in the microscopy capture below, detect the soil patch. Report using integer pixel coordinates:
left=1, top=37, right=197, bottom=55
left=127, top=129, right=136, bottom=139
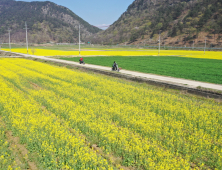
left=6, top=131, right=38, bottom=170
left=29, top=82, right=42, bottom=90
left=91, top=143, right=134, bottom=170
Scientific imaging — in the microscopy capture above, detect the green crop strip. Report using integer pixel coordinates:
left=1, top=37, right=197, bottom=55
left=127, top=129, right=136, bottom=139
left=60, top=56, right=222, bottom=84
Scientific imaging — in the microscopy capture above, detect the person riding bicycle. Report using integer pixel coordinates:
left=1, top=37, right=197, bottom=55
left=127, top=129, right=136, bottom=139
left=112, top=61, right=117, bottom=71
left=79, top=57, right=85, bottom=64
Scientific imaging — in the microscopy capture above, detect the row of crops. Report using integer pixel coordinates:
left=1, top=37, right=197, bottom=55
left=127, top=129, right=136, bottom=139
left=0, top=58, right=222, bottom=169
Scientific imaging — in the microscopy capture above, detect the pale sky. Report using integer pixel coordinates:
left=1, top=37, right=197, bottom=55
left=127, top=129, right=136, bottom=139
left=16, top=0, right=135, bottom=29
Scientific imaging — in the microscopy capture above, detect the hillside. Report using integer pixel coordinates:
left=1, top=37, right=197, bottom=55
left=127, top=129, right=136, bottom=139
left=0, top=0, right=101, bottom=44
left=89, top=0, right=222, bottom=47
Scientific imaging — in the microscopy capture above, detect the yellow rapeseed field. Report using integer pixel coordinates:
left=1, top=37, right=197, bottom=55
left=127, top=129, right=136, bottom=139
left=0, top=58, right=222, bottom=169
left=2, top=48, right=222, bottom=60
left=0, top=119, right=18, bottom=170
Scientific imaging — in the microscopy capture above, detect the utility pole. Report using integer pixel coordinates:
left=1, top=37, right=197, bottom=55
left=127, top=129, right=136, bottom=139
left=24, top=22, right=29, bottom=54
left=164, top=40, right=165, bottom=49
left=79, top=25, right=81, bottom=56
left=8, top=29, right=11, bottom=52
left=158, top=30, right=161, bottom=56
left=204, top=37, right=207, bottom=54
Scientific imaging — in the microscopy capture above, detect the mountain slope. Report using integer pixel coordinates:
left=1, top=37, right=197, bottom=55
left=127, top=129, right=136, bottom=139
left=0, top=0, right=101, bottom=43
left=89, top=0, right=222, bottom=46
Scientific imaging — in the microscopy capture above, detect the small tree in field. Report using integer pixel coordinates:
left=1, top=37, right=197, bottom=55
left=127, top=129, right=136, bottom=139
left=31, top=48, right=36, bottom=55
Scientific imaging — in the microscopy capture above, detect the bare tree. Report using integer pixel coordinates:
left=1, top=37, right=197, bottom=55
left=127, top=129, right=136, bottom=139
left=31, top=48, right=36, bottom=55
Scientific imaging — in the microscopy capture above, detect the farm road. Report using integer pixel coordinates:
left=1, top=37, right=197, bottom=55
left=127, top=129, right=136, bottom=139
left=2, top=51, right=222, bottom=92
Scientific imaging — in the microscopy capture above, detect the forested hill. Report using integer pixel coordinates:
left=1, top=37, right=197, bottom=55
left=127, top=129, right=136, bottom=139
left=89, top=0, right=222, bottom=46
left=0, top=0, right=101, bottom=43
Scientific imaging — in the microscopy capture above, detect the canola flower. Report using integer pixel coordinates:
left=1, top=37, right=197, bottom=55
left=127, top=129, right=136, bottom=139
left=2, top=48, right=222, bottom=60
left=0, top=58, right=222, bottom=169
left=0, top=61, right=113, bottom=169
left=0, top=120, right=21, bottom=170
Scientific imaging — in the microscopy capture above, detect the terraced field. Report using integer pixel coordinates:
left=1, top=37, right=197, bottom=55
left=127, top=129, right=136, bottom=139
left=0, top=58, right=221, bottom=169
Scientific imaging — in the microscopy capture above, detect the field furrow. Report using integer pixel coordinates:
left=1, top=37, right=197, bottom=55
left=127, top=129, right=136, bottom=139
left=0, top=73, right=114, bottom=169
left=0, top=58, right=221, bottom=169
